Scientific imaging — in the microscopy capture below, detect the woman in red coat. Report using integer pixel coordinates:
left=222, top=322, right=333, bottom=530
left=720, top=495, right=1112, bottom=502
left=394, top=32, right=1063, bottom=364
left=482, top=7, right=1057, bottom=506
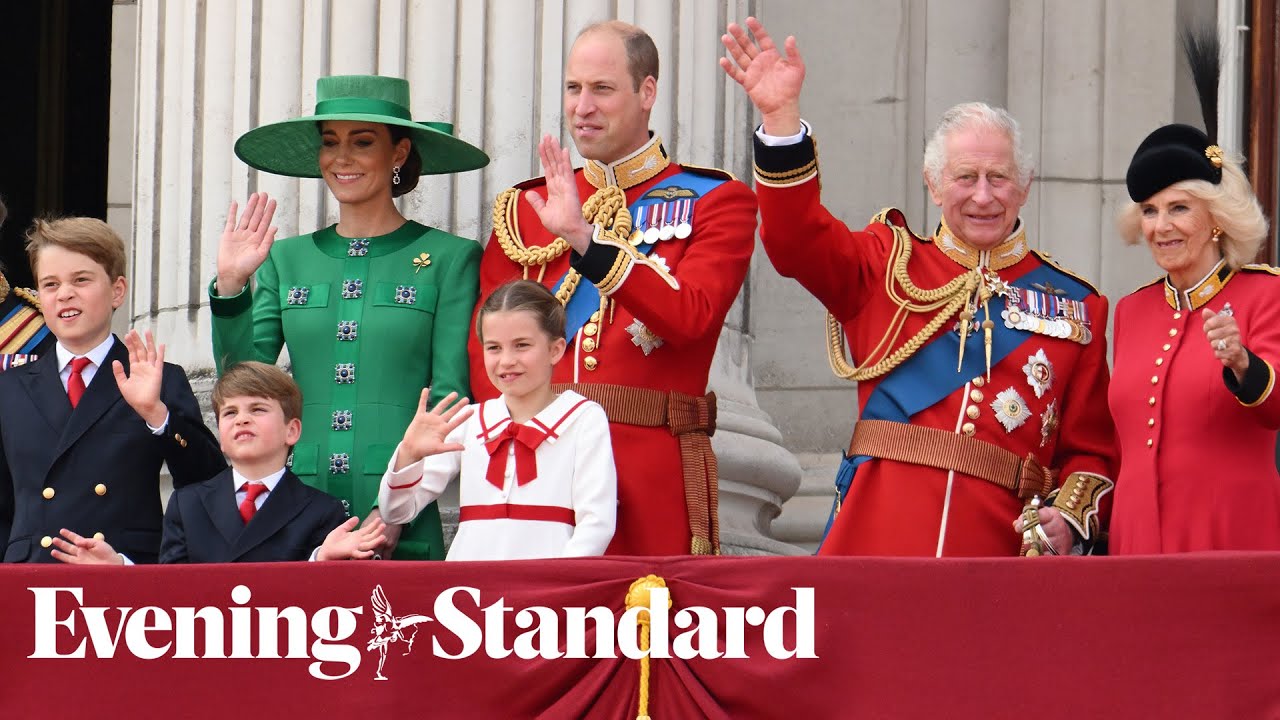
left=1109, top=120, right=1279, bottom=553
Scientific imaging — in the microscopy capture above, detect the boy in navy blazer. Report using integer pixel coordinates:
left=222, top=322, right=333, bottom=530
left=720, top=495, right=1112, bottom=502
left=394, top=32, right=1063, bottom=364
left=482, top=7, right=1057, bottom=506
left=0, top=217, right=226, bottom=563
left=52, top=361, right=385, bottom=563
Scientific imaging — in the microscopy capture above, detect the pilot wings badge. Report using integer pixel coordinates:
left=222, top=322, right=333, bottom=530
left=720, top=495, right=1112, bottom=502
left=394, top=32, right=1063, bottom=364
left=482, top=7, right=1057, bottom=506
left=366, top=584, right=433, bottom=680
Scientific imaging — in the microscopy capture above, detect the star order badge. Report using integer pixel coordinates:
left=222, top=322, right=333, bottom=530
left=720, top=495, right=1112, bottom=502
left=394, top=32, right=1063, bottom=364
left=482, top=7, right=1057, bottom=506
left=991, top=387, right=1031, bottom=432
left=1039, top=399, right=1059, bottom=448
left=626, top=319, right=664, bottom=356
left=1022, top=348, right=1054, bottom=398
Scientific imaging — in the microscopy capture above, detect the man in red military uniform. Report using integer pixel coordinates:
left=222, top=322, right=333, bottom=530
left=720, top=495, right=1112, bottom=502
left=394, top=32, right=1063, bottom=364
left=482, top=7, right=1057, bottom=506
left=722, top=18, right=1116, bottom=556
left=470, top=21, right=757, bottom=555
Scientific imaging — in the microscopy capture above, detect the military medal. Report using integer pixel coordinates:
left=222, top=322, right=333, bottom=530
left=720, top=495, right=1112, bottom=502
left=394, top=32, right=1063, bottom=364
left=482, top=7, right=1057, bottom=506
left=1022, top=348, right=1054, bottom=398
left=626, top=319, right=664, bottom=355
left=1039, top=400, right=1059, bottom=448
left=991, top=387, right=1031, bottom=432
left=659, top=202, right=677, bottom=241
left=643, top=205, right=662, bottom=244
left=674, top=199, right=693, bottom=239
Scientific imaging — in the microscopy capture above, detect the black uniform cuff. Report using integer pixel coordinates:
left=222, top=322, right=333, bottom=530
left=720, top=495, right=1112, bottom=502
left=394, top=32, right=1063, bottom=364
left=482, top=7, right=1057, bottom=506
left=570, top=240, right=624, bottom=286
left=1223, top=347, right=1275, bottom=406
left=752, top=122, right=819, bottom=186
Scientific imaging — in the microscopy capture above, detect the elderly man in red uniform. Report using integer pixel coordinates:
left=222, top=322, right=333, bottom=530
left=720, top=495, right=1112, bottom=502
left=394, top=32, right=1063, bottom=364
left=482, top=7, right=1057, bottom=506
left=470, top=21, right=757, bottom=555
left=722, top=18, right=1116, bottom=556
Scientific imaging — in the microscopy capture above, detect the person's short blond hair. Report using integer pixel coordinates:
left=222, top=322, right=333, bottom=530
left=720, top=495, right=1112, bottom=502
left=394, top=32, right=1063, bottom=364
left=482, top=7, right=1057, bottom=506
left=213, top=361, right=303, bottom=423
left=1116, top=150, right=1269, bottom=270
left=25, top=217, right=127, bottom=280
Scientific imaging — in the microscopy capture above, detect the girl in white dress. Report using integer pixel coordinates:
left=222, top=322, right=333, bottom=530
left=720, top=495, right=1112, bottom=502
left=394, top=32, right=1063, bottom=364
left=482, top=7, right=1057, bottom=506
left=378, top=280, right=616, bottom=559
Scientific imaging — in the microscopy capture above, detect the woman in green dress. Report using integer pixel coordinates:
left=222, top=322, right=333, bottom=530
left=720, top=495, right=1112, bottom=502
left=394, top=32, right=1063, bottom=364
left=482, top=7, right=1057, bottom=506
left=210, top=75, right=488, bottom=559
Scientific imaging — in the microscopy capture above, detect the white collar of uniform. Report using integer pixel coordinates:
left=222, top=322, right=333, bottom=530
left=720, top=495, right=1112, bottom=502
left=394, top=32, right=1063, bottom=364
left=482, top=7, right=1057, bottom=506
left=55, top=334, right=116, bottom=373
left=478, top=390, right=592, bottom=446
left=232, top=466, right=287, bottom=492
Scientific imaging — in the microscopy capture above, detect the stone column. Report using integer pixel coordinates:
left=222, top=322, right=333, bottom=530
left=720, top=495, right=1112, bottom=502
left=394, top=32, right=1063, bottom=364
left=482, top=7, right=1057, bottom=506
left=129, top=0, right=802, bottom=555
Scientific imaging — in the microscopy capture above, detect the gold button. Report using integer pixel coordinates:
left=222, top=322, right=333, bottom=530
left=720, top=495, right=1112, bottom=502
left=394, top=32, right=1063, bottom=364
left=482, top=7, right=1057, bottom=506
left=95, top=483, right=107, bottom=496
left=1147, top=418, right=1155, bottom=427
left=1146, top=439, right=1154, bottom=448
left=583, top=323, right=598, bottom=337
left=40, top=536, right=52, bottom=548
left=1148, top=397, right=1156, bottom=406
left=93, top=532, right=105, bottom=541
left=1173, top=312, right=1182, bottom=320
left=1162, top=344, right=1171, bottom=351
left=1168, top=328, right=1177, bottom=337
left=42, top=487, right=54, bottom=500
left=581, top=337, right=597, bottom=353
left=175, top=433, right=188, bottom=448
left=1155, top=358, right=1164, bottom=366
left=1150, top=376, right=1158, bottom=385
left=1066, top=501, right=1078, bottom=509
left=589, top=311, right=602, bottom=323
left=961, top=422, right=976, bottom=436
left=972, top=376, right=986, bottom=388
left=966, top=405, right=980, bottom=419
left=969, top=389, right=984, bottom=402
left=584, top=356, right=598, bottom=371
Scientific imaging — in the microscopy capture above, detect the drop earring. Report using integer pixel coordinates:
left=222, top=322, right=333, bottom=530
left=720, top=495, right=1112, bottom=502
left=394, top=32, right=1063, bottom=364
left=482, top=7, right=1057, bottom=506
left=392, top=165, right=402, bottom=186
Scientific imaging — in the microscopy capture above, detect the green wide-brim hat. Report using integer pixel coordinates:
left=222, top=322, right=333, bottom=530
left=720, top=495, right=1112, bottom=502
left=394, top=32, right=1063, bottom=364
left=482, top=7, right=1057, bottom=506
left=234, top=75, right=489, bottom=178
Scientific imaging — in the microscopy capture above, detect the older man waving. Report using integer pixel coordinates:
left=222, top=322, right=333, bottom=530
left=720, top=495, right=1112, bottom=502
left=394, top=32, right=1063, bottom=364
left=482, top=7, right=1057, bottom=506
left=723, top=18, right=1117, bottom=557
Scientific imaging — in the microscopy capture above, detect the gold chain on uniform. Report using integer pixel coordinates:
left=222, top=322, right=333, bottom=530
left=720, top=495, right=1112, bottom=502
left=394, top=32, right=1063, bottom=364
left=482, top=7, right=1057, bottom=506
left=827, top=225, right=980, bottom=381
left=492, top=185, right=633, bottom=306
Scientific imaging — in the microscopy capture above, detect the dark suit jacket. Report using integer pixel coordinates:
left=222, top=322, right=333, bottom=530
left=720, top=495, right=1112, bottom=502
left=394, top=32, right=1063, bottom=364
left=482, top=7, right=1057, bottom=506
left=0, top=336, right=226, bottom=563
left=159, top=468, right=349, bottom=563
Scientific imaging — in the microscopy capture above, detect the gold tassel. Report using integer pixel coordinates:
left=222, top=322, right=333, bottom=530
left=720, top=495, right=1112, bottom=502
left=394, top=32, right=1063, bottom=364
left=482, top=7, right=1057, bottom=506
left=956, top=307, right=974, bottom=371
left=627, top=575, right=671, bottom=720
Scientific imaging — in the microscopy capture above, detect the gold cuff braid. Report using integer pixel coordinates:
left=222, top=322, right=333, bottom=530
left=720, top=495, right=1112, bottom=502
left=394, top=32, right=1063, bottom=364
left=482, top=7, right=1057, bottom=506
left=1048, top=471, right=1113, bottom=541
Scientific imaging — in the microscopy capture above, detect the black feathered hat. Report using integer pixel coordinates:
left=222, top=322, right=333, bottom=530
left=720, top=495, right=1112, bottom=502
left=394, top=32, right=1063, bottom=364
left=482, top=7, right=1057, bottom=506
left=1124, top=27, right=1224, bottom=202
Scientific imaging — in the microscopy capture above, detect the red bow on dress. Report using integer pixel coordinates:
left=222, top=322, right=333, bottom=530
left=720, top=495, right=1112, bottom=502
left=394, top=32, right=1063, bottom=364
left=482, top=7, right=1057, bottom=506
left=484, top=422, right=549, bottom=489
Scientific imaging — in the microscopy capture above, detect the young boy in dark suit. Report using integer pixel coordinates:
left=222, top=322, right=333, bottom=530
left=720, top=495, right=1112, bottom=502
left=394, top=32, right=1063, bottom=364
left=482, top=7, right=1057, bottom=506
left=0, top=217, right=226, bottom=562
left=52, top=361, right=385, bottom=563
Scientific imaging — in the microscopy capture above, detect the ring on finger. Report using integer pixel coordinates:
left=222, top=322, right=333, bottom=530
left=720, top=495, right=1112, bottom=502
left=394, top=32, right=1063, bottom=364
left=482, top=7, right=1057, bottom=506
left=1217, top=339, right=1227, bottom=351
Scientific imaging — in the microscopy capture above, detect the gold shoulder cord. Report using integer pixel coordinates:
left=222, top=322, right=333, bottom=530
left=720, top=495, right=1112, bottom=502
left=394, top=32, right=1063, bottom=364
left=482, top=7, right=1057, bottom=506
left=13, top=286, right=40, bottom=310
left=491, top=185, right=633, bottom=306
left=826, top=225, right=979, bottom=381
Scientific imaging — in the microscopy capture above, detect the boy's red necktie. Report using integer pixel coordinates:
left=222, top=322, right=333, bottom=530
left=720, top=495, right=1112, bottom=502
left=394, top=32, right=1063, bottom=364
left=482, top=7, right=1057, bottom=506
left=239, top=483, right=269, bottom=524
left=66, top=357, right=93, bottom=408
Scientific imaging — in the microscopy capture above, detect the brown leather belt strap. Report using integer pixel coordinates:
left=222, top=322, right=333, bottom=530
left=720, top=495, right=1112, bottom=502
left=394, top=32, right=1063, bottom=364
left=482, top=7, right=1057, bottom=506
left=847, top=419, right=1054, bottom=500
left=554, top=382, right=719, bottom=555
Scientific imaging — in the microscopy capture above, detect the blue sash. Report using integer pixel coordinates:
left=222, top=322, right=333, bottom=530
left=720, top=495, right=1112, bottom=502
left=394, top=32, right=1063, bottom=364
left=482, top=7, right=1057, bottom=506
left=553, top=171, right=727, bottom=339
left=820, top=261, right=1093, bottom=543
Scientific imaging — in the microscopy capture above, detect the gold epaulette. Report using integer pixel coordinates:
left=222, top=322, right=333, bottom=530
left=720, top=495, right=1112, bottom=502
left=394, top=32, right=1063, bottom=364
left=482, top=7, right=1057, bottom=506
left=1030, top=250, right=1101, bottom=295
left=13, top=287, right=40, bottom=311
left=1047, top=471, right=1113, bottom=541
left=678, top=163, right=737, bottom=183
left=869, top=207, right=930, bottom=241
left=1241, top=263, right=1280, bottom=275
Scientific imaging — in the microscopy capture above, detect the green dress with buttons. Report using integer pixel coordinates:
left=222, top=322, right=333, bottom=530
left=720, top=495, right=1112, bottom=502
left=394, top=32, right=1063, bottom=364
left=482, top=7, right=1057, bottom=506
left=210, top=221, right=481, bottom=560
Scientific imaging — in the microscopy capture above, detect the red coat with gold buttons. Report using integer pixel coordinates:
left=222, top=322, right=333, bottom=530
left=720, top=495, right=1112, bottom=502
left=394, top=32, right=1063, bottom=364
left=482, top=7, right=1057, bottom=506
left=469, top=137, right=757, bottom=555
left=753, top=130, right=1117, bottom=557
left=1109, top=264, right=1280, bottom=553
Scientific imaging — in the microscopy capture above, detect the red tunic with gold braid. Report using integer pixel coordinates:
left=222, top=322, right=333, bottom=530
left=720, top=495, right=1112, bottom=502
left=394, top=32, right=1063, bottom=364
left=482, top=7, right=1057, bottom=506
left=1110, top=263, right=1280, bottom=553
left=470, top=134, right=757, bottom=555
left=753, top=127, right=1117, bottom=557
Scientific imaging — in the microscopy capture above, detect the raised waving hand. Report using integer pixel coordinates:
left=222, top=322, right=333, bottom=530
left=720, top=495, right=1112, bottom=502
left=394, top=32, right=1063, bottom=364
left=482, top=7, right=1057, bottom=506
left=720, top=17, right=806, bottom=136
left=215, top=192, right=279, bottom=296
